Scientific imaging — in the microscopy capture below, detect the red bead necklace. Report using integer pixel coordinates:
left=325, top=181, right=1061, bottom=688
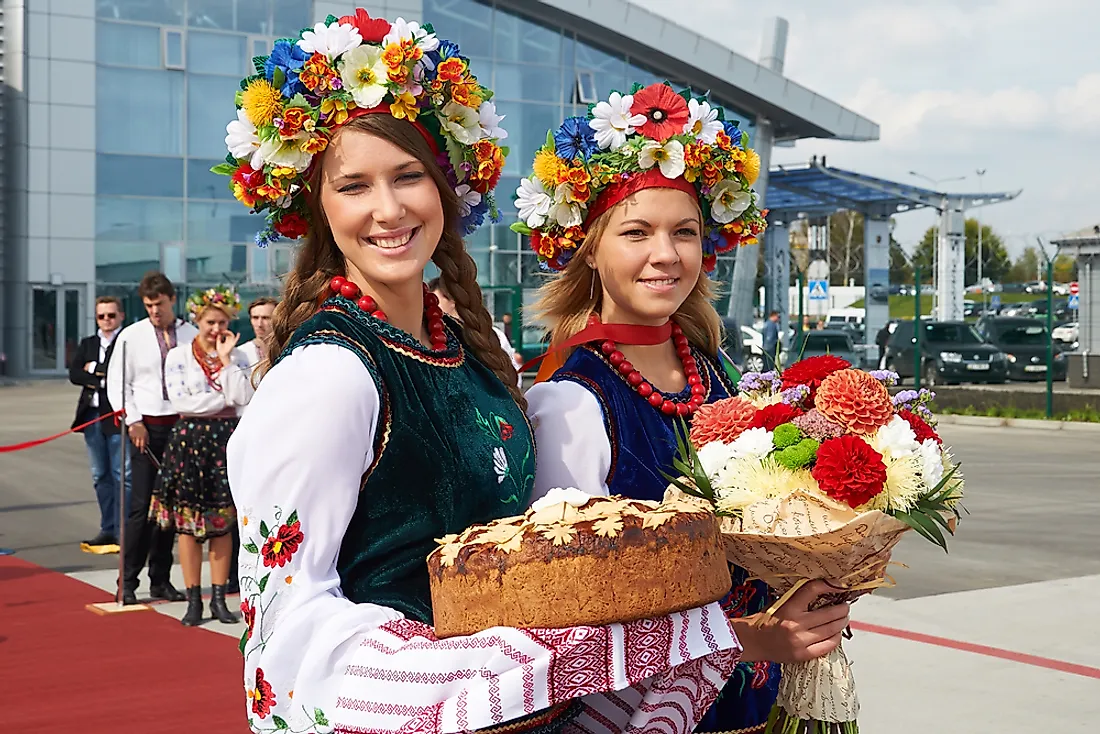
left=329, top=276, right=448, bottom=352
left=597, top=320, right=706, bottom=417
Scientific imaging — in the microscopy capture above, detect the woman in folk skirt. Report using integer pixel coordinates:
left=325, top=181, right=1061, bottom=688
left=152, top=286, right=253, bottom=626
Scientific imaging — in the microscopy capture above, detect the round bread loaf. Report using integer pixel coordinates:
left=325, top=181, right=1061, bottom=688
left=427, top=492, right=731, bottom=638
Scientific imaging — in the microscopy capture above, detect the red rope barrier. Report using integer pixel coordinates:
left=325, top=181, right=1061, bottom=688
left=0, top=410, right=125, bottom=453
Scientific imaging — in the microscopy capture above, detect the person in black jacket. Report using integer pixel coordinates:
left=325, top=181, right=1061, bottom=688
left=69, top=296, right=129, bottom=549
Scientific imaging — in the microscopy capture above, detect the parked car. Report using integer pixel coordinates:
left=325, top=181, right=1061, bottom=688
left=719, top=317, right=748, bottom=368
left=974, top=316, right=1068, bottom=381
left=1052, top=321, right=1079, bottom=347
left=885, top=320, right=1008, bottom=386
left=790, top=329, right=863, bottom=367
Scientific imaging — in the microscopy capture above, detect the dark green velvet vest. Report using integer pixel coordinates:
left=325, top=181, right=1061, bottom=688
left=278, top=296, right=534, bottom=623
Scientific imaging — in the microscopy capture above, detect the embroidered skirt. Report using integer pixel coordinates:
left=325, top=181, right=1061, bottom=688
left=150, top=416, right=238, bottom=540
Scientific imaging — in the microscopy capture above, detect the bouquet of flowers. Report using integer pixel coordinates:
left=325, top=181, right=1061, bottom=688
left=666, top=355, right=963, bottom=734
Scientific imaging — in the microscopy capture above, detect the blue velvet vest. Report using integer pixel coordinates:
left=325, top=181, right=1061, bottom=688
left=552, top=345, right=780, bottom=733
left=279, top=297, right=535, bottom=625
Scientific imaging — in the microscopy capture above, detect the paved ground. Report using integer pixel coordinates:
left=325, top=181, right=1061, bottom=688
left=2, top=380, right=1098, bottom=732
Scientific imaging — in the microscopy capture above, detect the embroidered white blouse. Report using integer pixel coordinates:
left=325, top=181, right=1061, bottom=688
left=525, top=381, right=614, bottom=505
left=107, top=318, right=199, bottom=425
left=227, top=342, right=740, bottom=734
left=164, top=343, right=255, bottom=416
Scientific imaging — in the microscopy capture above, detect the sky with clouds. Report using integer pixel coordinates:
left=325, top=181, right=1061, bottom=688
left=630, top=0, right=1100, bottom=256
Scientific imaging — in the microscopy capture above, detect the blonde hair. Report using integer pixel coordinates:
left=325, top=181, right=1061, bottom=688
left=264, top=115, right=524, bottom=408
left=529, top=203, right=723, bottom=362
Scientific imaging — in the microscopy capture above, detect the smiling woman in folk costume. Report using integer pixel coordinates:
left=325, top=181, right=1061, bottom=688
left=150, top=286, right=251, bottom=627
left=522, top=83, right=852, bottom=733
left=219, top=9, right=740, bottom=734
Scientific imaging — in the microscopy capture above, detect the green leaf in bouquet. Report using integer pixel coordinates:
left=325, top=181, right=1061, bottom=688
left=894, top=509, right=948, bottom=551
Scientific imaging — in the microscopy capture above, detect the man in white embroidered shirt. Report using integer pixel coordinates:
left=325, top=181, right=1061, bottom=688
left=107, top=272, right=197, bottom=604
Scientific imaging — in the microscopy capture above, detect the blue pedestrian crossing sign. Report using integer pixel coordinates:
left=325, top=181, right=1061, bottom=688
left=1068, top=294, right=1079, bottom=310
left=808, top=280, right=829, bottom=301
left=990, top=294, right=1001, bottom=309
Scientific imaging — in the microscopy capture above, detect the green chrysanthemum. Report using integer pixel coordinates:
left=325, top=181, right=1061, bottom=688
left=773, top=423, right=803, bottom=449
left=774, top=438, right=820, bottom=470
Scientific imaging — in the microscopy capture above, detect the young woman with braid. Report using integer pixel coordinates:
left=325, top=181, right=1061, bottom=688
left=222, top=11, right=740, bottom=733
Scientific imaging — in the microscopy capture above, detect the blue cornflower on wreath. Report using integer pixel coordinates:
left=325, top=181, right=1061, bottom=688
left=553, top=116, right=598, bottom=161
left=265, top=39, right=308, bottom=98
left=722, top=120, right=744, bottom=148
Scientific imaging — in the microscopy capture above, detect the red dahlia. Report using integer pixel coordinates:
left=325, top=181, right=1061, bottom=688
left=781, top=354, right=851, bottom=399
left=249, top=668, right=276, bottom=718
left=749, top=403, right=804, bottom=431
left=811, top=435, right=887, bottom=509
left=898, top=409, right=941, bottom=444
left=630, top=83, right=690, bottom=141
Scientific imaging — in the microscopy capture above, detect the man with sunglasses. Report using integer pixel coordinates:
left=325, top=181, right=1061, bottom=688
left=69, top=296, right=130, bottom=550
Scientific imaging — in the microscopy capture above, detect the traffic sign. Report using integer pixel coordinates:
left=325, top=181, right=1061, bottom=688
left=1069, top=282, right=1079, bottom=296
left=808, top=279, right=829, bottom=301
left=1068, top=294, right=1079, bottom=310
left=990, top=294, right=1001, bottom=309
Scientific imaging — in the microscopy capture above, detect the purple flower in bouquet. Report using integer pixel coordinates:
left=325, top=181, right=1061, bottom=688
left=780, top=384, right=811, bottom=407
left=792, top=409, right=846, bottom=442
left=868, top=370, right=899, bottom=386
left=739, top=370, right=782, bottom=394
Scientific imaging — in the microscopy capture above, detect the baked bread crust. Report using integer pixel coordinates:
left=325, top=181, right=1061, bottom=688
left=428, top=495, right=731, bottom=638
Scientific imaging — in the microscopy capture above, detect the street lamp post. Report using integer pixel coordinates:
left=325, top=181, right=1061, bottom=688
left=976, top=168, right=986, bottom=312
left=909, top=172, right=967, bottom=318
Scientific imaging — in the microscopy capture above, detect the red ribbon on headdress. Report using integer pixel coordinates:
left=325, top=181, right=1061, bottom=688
left=526, top=321, right=674, bottom=383
left=583, top=169, right=698, bottom=228
left=343, top=103, right=442, bottom=155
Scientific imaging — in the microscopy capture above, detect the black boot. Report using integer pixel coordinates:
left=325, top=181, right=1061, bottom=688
left=210, top=584, right=240, bottom=624
left=180, top=586, right=204, bottom=627
left=150, top=581, right=186, bottom=602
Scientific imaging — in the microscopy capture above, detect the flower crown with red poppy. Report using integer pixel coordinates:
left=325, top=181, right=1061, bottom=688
left=511, top=82, right=768, bottom=272
left=186, top=286, right=242, bottom=322
left=213, top=8, right=509, bottom=246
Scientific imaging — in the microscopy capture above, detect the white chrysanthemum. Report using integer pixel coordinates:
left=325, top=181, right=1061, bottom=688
left=919, top=438, right=946, bottom=489
left=869, top=452, right=926, bottom=512
left=338, top=45, right=390, bottom=109
left=637, top=139, right=686, bottom=180
left=589, top=92, right=646, bottom=150
left=550, top=183, right=584, bottom=228
left=696, top=441, right=736, bottom=481
left=873, top=414, right=921, bottom=459
left=257, top=136, right=312, bottom=171
left=383, top=17, right=440, bottom=53
left=454, top=184, right=481, bottom=217
left=438, top=101, right=481, bottom=145
left=727, top=427, right=775, bottom=461
left=711, top=179, right=752, bottom=223
left=682, top=98, right=723, bottom=144
left=717, top=457, right=814, bottom=505
left=515, top=177, right=552, bottom=228
left=225, top=109, right=264, bottom=169
left=478, top=101, right=508, bottom=140
left=297, top=21, right=362, bottom=60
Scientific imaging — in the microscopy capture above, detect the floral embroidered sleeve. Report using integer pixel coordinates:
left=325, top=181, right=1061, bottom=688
left=217, top=349, right=256, bottom=407
left=229, top=344, right=741, bottom=734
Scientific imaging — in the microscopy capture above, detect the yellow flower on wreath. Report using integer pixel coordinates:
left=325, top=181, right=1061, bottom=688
left=389, top=91, right=419, bottom=121
left=320, top=96, right=356, bottom=126
left=240, top=78, right=283, bottom=127
left=532, top=149, right=565, bottom=188
left=743, top=148, right=761, bottom=185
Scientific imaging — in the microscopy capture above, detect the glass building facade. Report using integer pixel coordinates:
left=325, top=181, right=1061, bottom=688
left=5, top=0, right=759, bottom=374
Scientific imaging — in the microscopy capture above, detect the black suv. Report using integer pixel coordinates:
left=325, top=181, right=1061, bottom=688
left=974, top=316, right=1068, bottom=381
left=885, top=320, right=1008, bottom=386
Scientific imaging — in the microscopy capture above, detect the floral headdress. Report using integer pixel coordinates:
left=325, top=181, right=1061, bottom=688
left=186, top=286, right=242, bottom=322
left=213, top=8, right=508, bottom=245
left=512, top=82, right=768, bottom=272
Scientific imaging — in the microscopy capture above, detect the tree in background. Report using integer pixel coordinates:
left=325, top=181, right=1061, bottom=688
left=1007, top=246, right=1042, bottom=283
left=1053, top=254, right=1078, bottom=283
left=890, top=240, right=914, bottom=284
left=913, top=219, right=1012, bottom=284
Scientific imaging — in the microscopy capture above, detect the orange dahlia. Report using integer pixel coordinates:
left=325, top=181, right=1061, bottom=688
left=814, top=369, right=894, bottom=435
left=690, top=396, right=758, bottom=446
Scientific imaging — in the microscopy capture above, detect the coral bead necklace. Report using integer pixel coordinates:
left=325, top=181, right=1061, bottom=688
left=329, top=276, right=448, bottom=352
left=596, top=319, right=706, bottom=417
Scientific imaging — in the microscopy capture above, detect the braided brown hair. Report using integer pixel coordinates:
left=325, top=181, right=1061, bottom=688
left=263, top=114, right=524, bottom=408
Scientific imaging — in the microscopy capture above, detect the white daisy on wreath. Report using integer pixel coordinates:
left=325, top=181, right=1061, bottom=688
left=589, top=91, right=646, bottom=150
left=516, top=177, right=552, bottom=228
left=298, top=20, right=363, bottom=60
left=682, top=98, right=723, bottom=144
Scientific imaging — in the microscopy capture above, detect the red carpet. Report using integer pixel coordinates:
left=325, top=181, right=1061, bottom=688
left=0, top=556, right=248, bottom=732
